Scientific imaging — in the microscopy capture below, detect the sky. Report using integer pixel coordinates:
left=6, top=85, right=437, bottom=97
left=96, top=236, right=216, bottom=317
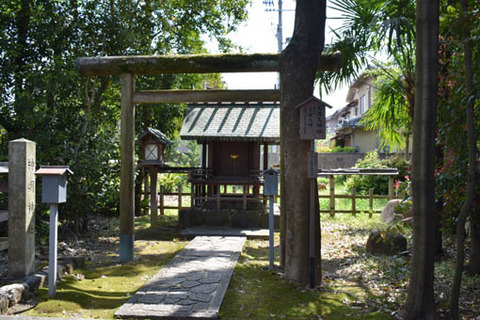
left=214, top=0, right=349, bottom=115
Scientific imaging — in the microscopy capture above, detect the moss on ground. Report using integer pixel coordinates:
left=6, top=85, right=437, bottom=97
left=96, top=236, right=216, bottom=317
left=220, top=238, right=393, bottom=320
left=23, top=240, right=186, bottom=319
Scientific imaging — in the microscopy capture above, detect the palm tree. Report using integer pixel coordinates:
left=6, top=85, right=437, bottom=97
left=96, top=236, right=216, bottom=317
left=360, top=67, right=412, bottom=157
left=318, top=0, right=416, bottom=153
left=399, top=0, right=440, bottom=317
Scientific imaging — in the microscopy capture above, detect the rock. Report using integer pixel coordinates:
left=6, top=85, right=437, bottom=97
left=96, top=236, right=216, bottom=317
left=24, top=273, right=46, bottom=291
left=58, top=256, right=86, bottom=269
left=365, top=231, right=407, bottom=255
left=0, top=293, right=8, bottom=314
left=381, top=199, right=403, bottom=223
left=0, top=283, right=28, bottom=307
left=73, top=273, right=85, bottom=281
left=64, top=263, right=74, bottom=275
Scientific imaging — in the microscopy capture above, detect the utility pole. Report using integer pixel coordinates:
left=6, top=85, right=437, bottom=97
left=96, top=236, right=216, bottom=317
left=277, top=0, right=283, bottom=53
left=263, top=0, right=290, bottom=87
left=263, top=0, right=287, bottom=53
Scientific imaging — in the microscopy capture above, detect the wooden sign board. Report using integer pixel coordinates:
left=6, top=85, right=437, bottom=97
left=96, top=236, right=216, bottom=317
left=295, top=97, right=331, bottom=140
left=307, top=152, right=318, bottom=179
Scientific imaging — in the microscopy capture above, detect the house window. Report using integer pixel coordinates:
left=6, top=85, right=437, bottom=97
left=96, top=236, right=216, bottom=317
left=367, top=87, right=371, bottom=111
left=360, top=94, right=366, bottom=114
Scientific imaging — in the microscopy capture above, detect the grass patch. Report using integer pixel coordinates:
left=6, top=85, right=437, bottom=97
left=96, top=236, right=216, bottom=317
left=318, top=181, right=390, bottom=213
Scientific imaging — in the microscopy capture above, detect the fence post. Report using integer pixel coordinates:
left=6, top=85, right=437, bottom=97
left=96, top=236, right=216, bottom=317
left=143, top=168, right=149, bottom=215
left=190, top=182, right=194, bottom=208
left=178, top=184, right=183, bottom=210
left=8, top=138, right=36, bottom=279
left=216, top=186, right=221, bottom=209
left=329, top=175, right=335, bottom=217
left=150, top=168, right=158, bottom=229
left=369, top=188, right=374, bottom=218
left=160, top=185, right=165, bottom=216
left=351, top=188, right=356, bottom=216
left=243, top=185, right=247, bottom=210
left=388, top=176, right=394, bottom=199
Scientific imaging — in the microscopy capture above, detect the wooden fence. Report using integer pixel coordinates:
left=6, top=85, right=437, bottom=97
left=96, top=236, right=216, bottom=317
left=148, top=169, right=400, bottom=217
left=318, top=169, right=400, bottom=217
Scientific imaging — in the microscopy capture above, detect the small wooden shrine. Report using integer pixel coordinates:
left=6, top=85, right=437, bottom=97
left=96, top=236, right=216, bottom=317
left=180, top=102, right=280, bottom=211
left=136, top=127, right=172, bottom=165
left=136, top=127, right=172, bottom=228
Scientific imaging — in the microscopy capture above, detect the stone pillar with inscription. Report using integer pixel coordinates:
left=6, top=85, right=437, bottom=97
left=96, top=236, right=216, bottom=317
left=8, top=138, right=36, bottom=279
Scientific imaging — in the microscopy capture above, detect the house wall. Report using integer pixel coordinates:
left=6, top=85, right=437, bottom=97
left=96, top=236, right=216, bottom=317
left=318, top=152, right=393, bottom=169
left=352, top=128, right=378, bottom=153
left=348, top=77, right=375, bottom=117
left=318, top=153, right=366, bottom=169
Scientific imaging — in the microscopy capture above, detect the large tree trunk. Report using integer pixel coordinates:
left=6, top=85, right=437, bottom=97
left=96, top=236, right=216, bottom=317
left=467, top=191, right=480, bottom=274
left=279, top=0, right=326, bottom=285
left=449, top=0, right=477, bottom=317
left=400, top=0, right=440, bottom=318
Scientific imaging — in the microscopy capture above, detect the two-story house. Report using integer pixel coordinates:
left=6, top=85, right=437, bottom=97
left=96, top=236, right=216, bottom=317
left=328, top=73, right=378, bottom=153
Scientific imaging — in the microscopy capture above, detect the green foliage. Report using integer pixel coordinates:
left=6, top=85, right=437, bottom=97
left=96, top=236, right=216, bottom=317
left=317, top=0, right=416, bottom=96
left=317, top=0, right=416, bottom=158
left=435, top=4, right=480, bottom=226
left=0, top=0, right=249, bottom=233
left=158, top=174, right=188, bottom=193
left=360, top=68, right=412, bottom=152
left=165, top=139, right=200, bottom=167
left=331, top=146, right=357, bottom=153
left=158, top=139, right=200, bottom=192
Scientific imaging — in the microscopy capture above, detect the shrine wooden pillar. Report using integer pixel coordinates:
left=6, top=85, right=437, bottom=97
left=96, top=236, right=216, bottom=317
left=150, top=167, right=159, bottom=228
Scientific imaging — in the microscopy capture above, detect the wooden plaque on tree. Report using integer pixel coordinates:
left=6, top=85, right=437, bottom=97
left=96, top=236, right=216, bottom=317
left=295, top=96, right=332, bottom=140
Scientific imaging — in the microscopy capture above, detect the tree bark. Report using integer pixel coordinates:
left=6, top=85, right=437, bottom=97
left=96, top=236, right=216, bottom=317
left=467, top=192, right=480, bottom=274
left=449, top=0, right=477, bottom=316
left=400, top=0, right=440, bottom=318
left=279, top=0, right=326, bottom=285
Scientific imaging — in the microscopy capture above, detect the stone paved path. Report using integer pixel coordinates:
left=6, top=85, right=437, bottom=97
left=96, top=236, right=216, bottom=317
left=115, top=236, right=246, bottom=320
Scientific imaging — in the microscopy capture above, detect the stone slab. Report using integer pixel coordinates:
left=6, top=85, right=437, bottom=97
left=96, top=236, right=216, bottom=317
left=115, top=236, right=246, bottom=320
left=0, top=317, right=94, bottom=320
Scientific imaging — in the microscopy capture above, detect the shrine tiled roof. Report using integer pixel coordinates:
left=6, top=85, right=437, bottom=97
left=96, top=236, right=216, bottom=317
left=180, top=103, right=280, bottom=142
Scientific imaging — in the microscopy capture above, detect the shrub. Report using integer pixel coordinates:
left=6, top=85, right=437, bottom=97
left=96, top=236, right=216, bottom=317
left=331, top=146, right=357, bottom=153
left=343, top=150, right=409, bottom=195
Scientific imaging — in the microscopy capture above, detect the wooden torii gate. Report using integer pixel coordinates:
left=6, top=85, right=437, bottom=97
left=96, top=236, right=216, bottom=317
left=76, top=53, right=339, bottom=262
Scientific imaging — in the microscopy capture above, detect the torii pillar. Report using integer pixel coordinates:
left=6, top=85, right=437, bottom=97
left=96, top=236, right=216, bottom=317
left=119, top=73, right=135, bottom=262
